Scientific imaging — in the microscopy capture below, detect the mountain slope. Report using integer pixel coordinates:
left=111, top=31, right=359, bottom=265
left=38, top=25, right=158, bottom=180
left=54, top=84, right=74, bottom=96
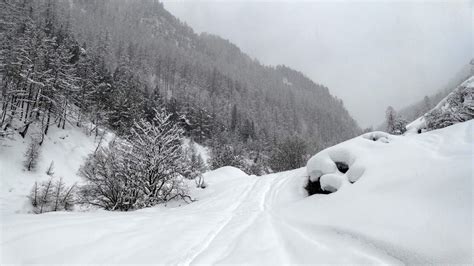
left=406, top=75, right=474, bottom=133
left=62, top=0, right=360, bottom=152
left=383, top=66, right=471, bottom=127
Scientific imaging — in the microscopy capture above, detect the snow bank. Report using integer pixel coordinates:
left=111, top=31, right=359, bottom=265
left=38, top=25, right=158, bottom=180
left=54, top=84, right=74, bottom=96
left=298, top=120, right=473, bottom=263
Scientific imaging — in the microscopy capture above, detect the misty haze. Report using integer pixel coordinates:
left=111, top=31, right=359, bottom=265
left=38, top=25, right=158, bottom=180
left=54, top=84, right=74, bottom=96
left=0, top=0, right=473, bottom=264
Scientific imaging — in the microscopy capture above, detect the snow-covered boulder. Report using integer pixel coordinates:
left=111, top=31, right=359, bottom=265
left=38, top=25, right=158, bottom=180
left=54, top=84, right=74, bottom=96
left=305, top=132, right=394, bottom=194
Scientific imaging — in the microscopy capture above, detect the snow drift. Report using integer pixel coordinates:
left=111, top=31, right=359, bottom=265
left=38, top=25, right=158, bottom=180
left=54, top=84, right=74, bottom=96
left=302, top=120, right=472, bottom=263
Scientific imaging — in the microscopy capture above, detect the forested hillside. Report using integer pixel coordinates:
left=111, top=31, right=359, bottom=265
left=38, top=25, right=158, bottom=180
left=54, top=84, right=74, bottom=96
left=1, top=0, right=360, bottom=174
left=380, top=67, right=472, bottom=129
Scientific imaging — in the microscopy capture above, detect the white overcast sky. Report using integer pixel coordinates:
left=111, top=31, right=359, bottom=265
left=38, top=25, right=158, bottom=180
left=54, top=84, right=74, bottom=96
left=162, top=0, right=473, bottom=127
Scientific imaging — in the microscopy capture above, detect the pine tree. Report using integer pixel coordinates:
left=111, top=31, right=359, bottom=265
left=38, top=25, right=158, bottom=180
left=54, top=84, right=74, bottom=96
left=209, top=141, right=245, bottom=170
left=183, top=140, right=207, bottom=188
left=230, top=104, right=238, bottom=132
left=269, top=138, right=307, bottom=172
left=46, top=161, right=55, bottom=176
left=385, top=106, right=407, bottom=135
left=24, top=138, right=41, bottom=171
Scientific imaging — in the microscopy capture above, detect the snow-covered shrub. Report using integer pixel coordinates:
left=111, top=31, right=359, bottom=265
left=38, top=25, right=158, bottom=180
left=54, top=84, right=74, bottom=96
left=79, top=109, right=193, bottom=211
left=78, top=142, right=138, bottom=211
left=24, top=138, right=41, bottom=171
left=269, top=138, right=307, bottom=172
left=245, top=161, right=266, bottom=176
left=30, top=177, right=76, bottom=214
left=124, top=110, right=192, bottom=206
left=209, top=143, right=245, bottom=170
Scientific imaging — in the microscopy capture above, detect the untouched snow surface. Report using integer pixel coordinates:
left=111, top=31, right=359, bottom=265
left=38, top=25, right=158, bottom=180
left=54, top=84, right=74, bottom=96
left=1, top=121, right=473, bottom=264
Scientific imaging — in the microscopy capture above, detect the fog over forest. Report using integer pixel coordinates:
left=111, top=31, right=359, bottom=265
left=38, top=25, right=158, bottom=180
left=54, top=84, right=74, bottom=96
left=164, top=0, right=472, bottom=127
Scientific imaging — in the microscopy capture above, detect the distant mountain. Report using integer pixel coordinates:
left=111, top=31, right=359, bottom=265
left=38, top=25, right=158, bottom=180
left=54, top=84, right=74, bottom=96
left=398, top=64, right=472, bottom=122
left=377, top=64, right=472, bottom=130
left=63, top=0, right=360, bottom=152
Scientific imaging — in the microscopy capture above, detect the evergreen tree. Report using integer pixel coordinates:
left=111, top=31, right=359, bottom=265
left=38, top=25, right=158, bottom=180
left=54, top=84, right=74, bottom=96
left=209, top=140, right=245, bottom=170
left=24, top=138, right=41, bottom=171
left=385, top=106, right=407, bottom=135
left=269, top=138, right=307, bottom=172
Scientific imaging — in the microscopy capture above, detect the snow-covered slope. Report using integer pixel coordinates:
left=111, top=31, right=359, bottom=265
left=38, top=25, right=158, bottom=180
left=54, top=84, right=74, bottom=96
left=0, top=125, right=112, bottom=214
left=406, top=75, right=473, bottom=133
left=1, top=120, right=472, bottom=264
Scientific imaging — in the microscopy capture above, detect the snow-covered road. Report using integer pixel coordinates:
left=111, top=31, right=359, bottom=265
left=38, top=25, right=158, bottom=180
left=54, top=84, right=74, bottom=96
left=1, top=167, right=400, bottom=264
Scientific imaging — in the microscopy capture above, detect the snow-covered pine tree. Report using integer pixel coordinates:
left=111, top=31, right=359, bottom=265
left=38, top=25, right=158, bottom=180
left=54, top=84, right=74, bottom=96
left=183, top=140, right=207, bottom=188
left=385, top=106, right=407, bottom=135
left=24, top=138, right=41, bottom=171
left=108, top=56, right=144, bottom=135
left=269, top=137, right=307, bottom=172
left=209, top=142, right=245, bottom=170
left=425, top=81, right=474, bottom=130
left=124, top=108, right=191, bottom=207
left=385, top=106, right=397, bottom=134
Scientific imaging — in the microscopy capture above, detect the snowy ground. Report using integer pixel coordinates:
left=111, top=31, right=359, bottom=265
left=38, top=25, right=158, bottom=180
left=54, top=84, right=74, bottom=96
left=1, top=121, right=472, bottom=264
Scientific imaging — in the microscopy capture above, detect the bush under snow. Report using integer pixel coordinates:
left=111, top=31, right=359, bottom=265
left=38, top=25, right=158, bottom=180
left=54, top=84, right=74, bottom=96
left=78, top=109, right=192, bottom=211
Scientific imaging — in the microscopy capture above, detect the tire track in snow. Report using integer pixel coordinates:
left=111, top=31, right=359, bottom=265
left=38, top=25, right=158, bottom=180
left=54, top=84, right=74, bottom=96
left=179, top=177, right=260, bottom=265
left=261, top=170, right=403, bottom=264
left=209, top=177, right=276, bottom=263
